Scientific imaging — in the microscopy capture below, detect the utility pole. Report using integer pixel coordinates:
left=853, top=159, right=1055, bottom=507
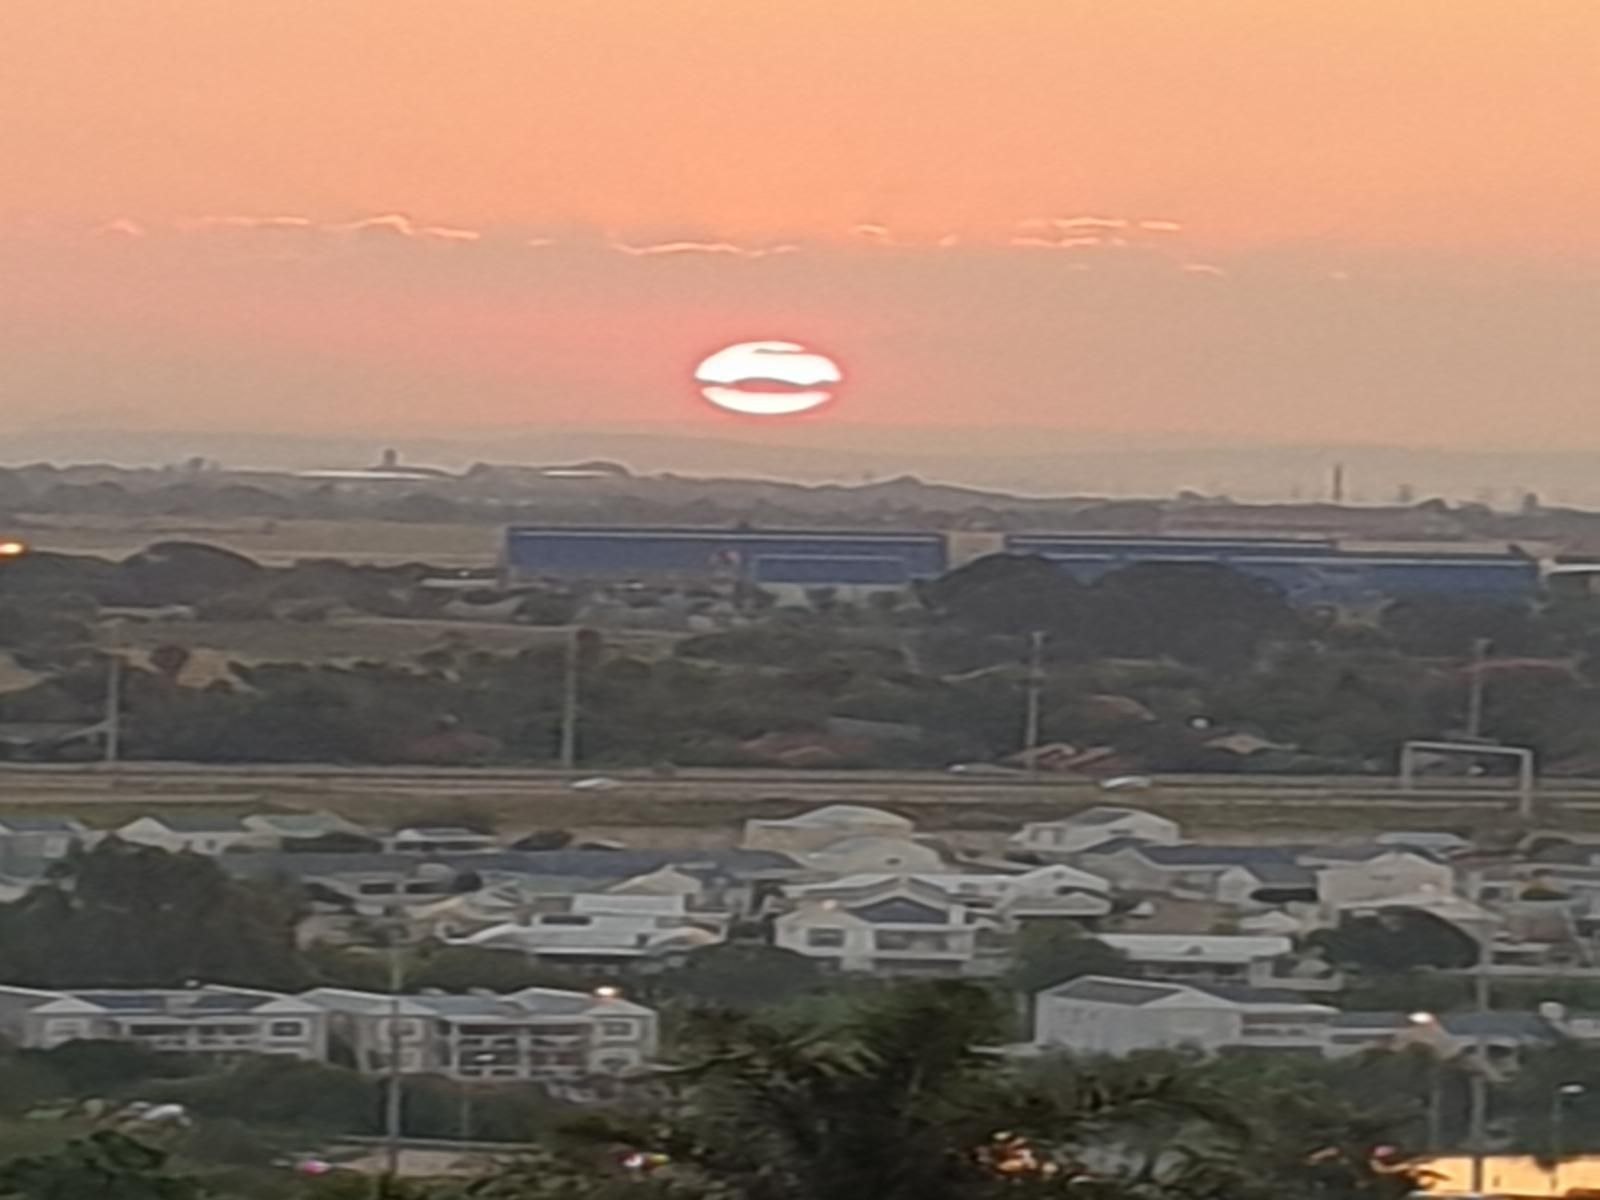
left=383, top=928, right=405, bottom=1180
left=559, top=628, right=580, bottom=772
left=1469, top=898, right=1491, bottom=1196
left=1466, top=637, right=1491, bottom=740
left=102, top=654, right=122, bottom=768
left=1023, top=631, right=1045, bottom=777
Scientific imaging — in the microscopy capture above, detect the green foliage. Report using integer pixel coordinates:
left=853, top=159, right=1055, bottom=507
left=1006, top=925, right=1133, bottom=996
left=646, top=944, right=825, bottom=1010
left=0, top=840, right=308, bottom=990
left=1311, top=912, right=1479, bottom=975
left=0, top=1131, right=202, bottom=1200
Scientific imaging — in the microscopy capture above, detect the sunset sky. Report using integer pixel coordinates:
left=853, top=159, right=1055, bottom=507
left=1, top=1, right=1596, bottom=467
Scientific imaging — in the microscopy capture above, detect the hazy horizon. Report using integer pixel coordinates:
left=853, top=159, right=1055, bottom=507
left=3, top=2, right=1596, bottom=471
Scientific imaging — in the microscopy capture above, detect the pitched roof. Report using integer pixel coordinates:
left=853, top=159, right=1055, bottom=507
left=1137, top=844, right=1297, bottom=868
left=219, top=848, right=802, bottom=882
left=1071, top=806, right=1163, bottom=826
left=850, top=897, right=952, bottom=924
left=1043, top=977, right=1186, bottom=1006
left=0, top=816, right=85, bottom=834
left=129, top=813, right=250, bottom=834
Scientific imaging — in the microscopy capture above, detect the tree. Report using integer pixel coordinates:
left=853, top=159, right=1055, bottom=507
left=0, top=1132, right=201, bottom=1200
left=650, top=943, right=825, bottom=1010
left=0, top=840, right=308, bottom=989
left=1310, top=910, right=1479, bottom=975
left=1083, top=563, right=1300, bottom=670
left=1007, top=925, right=1133, bottom=996
left=553, top=981, right=1249, bottom=1200
left=918, top=554, right=1087, bottom=638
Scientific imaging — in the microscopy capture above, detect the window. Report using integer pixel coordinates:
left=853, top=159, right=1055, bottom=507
left=806, top=928, right=846, bottom=948
left=358, top=882, right=398, bottom=895
left=538, top=914, right=592, bottom=926
left=599, top=1020, right=636, bottom=1039
left=269, top=1020, right=305, bottom=1038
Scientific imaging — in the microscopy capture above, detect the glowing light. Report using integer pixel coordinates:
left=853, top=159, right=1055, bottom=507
left=0, top=540, right=27, bottom=558
left=694, top=341, right=842, bottom=416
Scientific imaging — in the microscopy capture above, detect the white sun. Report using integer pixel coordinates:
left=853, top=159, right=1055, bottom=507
left=694, top=341, right=842, bottom=416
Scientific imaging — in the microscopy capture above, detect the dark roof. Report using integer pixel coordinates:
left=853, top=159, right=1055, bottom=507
left=851, top=897, right=949, bottom=924
left=1072, top=806, right=1159, bottom=826
left=1305, top=844, right=1442, bottom=865
left=1046, top=977, right=1183, bottom=1006
left=1188, top=982, right=1316, bottom=1005
left=1330, top=1011, right=1560, bottom=1040
left=136, top=813, right=250, bottom=833
left=1139, top=845, right=1298, bottom=868
left=219, top=848, right=803, bottom=882
left=1244, top=861, right=1319, bottom=886
left=0, top=817, right=83, bottom=834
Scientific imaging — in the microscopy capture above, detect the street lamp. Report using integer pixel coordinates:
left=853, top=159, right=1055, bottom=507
left=1410, top=1013, right=1445, bottom=1152
left=1552, top=1083, right=1585, bottom=1192
left=457, top=1052, right=498, bottom=1141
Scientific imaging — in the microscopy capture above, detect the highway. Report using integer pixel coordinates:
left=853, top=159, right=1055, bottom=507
left=0, top=761, right=1594, bottom=821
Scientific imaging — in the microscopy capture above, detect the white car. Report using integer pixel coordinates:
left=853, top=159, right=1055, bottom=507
left=569, top=776, right=624, bottom=792
left=1099, top=775, right=1154, bottom=792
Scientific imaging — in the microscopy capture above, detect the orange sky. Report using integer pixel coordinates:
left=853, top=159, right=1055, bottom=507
left=4, top=0, right=1596, bottom=250
left=0, top=1, right=1596, bottom=464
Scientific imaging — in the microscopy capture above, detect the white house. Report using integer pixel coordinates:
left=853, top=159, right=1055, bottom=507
left=388, top=827, right=500, bottom=855
left=1009, top=807, right=1180, bottom=860
left=742, top=805, right=914, bottom=854
left=302, top=986, right=657, bottom=1080
left=1077, top=843, right=1316, bottom=907
left=446, top=893, right=725, bottom=964
left=1094, top=934, right=1339, bottom=991
left=114, top=814, right=261, bottom=856
left=242, top=812, right=374, bottom=849
left=0, top=816, right=90, bottom=863
left=1032, top=975, right=1338, bottom=1056
left=796, top=836, right=945, bottom=875
left=1309, top=848, right=1456, bottom=909
left=0, top=985, right=327, bottom=1062
left=787, top=864, right=1112, bottom=921
left=774, top=882, right=996, bottom=976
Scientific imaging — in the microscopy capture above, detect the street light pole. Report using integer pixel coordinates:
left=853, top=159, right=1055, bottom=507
left=559, top=627, right=580, bottom=772
left=1467, top=637, right=1491, bottom=740
left=1468, top=926, right=1493, bottom=1197
left=383, top=928, right=405, bottom=1180
left=1551, top=1083, right=1585, bottom=1193
left=1022, top=630, right=1044, bottom=777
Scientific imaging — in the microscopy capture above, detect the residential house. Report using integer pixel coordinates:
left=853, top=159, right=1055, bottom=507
left=1032, top=975, right=1338, bottom=1056
left=445, top=893, right=726, bottom=966
left=388, top=827, right=501, bottom=854
left=0, top=985, right=327, bottom=1062
left=114, top=814, right=260, bottom=856
left=774, top=880, right=998, bottom=976
left=787, top=864, right=1112, bottom=922
left=1078, top=842, right=1314, bottom=907
left=1096, top=934, right=1340, bottom=992
left=795, top=835, right=945, bottom=875
left=1009, top=807, right=1180, bottom=861
left=1307, top=847, right=1455, bottom=909
left=742, top=805, right=915, bottom=853
left=242, top=812, right=377, bottom=850
left=0, top=816, right=90, bottom=866
left=302, top=986, right=657, bottom=1080
left=1326, top=1010, right=1561, bottom=1070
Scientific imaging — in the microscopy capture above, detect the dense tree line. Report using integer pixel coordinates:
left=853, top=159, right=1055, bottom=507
left=8, top=543, right=1600, bottom=771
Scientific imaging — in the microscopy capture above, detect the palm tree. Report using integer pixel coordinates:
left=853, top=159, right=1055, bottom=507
left=549, top=981, right=1252, bottom=1200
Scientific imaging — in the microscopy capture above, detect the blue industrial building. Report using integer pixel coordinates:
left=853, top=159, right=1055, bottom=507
left=503, top=526, right=948, bottom=588
left=1002, top=533, right=1538, bottom=607
left=501, top=526, right=1539, bottom=606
